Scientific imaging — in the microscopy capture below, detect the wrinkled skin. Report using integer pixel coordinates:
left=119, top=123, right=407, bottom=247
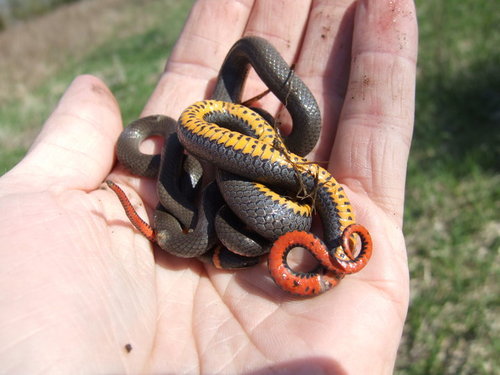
left=0, top=0, right=417, bottom=373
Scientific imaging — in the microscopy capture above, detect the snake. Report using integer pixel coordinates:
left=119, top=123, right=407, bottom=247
left=107, top=36, right=372, bottom=296
left=177, top=99, right=372, bottom=295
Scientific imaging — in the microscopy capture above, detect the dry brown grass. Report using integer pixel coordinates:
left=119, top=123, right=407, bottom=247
left=0, top=0, right=177, bottom=103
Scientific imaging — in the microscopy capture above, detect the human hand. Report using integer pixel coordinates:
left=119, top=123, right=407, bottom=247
left=0, top=0, right=418, bottom=373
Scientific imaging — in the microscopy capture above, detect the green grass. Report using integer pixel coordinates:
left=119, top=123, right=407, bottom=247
left=0, top=0, right=498, bottom=373
left=397, top=1, right=499, bottom=373
left=0, top=0, right=79, bottom=30
left=2, top=0, right=80, bottom=22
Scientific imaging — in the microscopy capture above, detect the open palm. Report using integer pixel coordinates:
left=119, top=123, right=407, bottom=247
left=0, top=0, right=418, bottom=373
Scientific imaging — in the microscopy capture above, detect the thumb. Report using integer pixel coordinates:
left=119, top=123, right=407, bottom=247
left=4, top=75, right=122, bottom=192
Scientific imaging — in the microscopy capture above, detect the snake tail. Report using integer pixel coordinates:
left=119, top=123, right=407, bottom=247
left=106, top=180, right=156, bottom=243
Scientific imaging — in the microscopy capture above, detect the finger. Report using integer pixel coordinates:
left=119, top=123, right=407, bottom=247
left=142, top=0, right=255, bottom=117
left=331, top=0, right=418, bottom=222
left=296, top=0, right=357, bottom=161
left=5, top=75, right=122, bottom=192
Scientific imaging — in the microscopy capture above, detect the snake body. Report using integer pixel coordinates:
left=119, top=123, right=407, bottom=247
left=107, top=36, right=372, bottom=296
